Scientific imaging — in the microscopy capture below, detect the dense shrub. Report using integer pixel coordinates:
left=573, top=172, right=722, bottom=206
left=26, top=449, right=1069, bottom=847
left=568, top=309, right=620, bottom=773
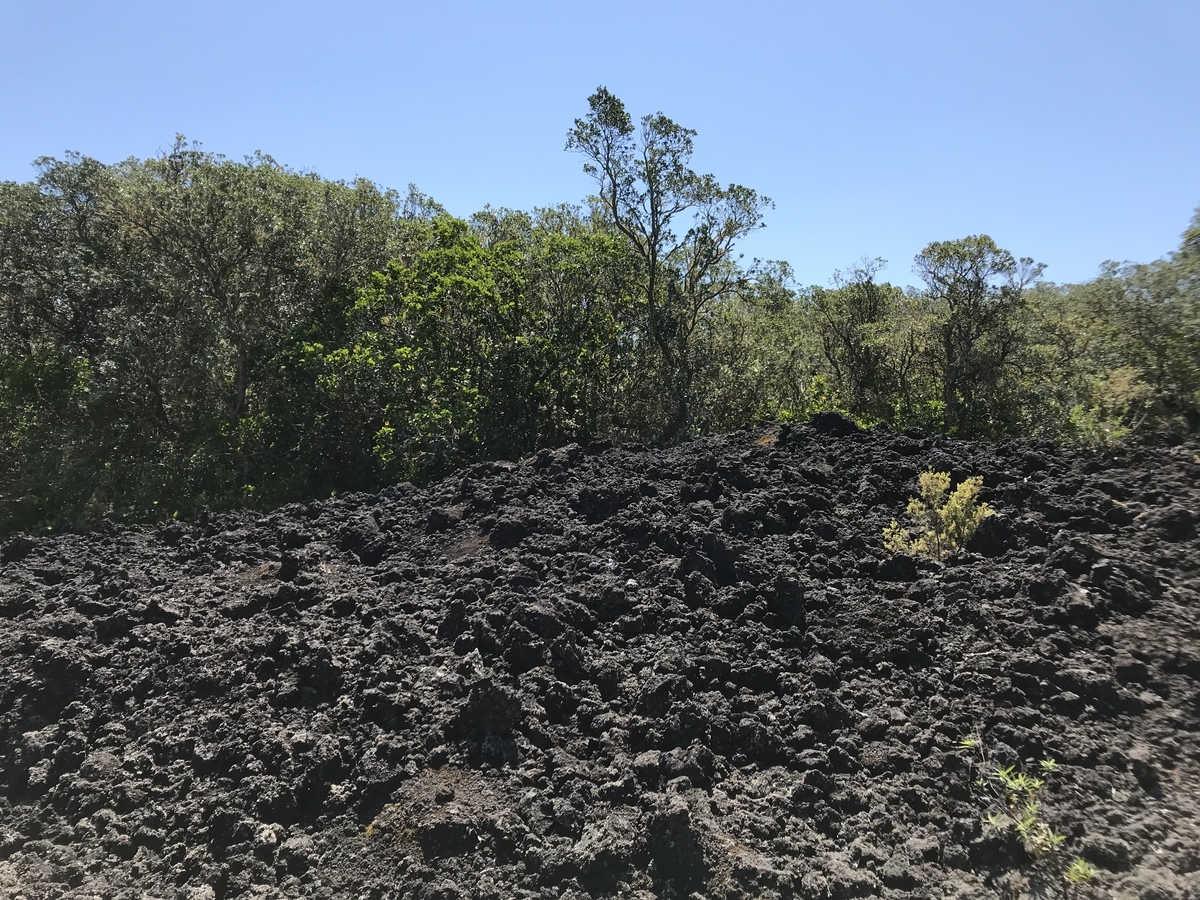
left=1, top=101, right=1197, bottom=534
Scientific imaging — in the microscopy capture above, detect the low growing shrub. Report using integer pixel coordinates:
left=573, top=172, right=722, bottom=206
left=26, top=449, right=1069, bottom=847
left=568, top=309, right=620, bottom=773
left=883, top=469, right=991, bottom=558
left=959, top=736, right=1096, bottom=894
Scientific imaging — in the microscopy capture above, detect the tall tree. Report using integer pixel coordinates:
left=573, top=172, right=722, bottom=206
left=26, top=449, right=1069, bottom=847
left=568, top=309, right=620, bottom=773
left=567, top=87, right=772, bottom=440
left=914, top=235, right=1043, bottom=434
left=810, top=258, right=917, bottom=424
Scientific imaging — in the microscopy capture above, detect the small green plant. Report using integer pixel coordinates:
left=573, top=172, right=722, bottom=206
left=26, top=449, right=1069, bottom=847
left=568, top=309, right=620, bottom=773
left=884, top=470, right=992, bottom=558
left=986, top=761, right=1067, bottom=859
left=958, top=736, right=1095, bottom=893
left=1065, top=858, right=1097, bottom=885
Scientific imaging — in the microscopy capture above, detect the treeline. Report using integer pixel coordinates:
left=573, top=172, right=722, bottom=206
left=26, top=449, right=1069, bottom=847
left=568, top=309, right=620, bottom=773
left=2, top=89, right=1198, bottom=535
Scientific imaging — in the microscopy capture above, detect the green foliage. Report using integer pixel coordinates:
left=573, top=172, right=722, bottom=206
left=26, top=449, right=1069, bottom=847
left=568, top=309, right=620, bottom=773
left=803, top=240, right=1056, bottom=437
left=810, top=259, right=920, bottom=426
left=959, top=737, right=1096, bottom=892
left=567, top=87, right=772, bottom=441
left=883, top=470, right=992, bottom=558
left=1065, top=858, right=1098, bottom=885
left=0, top=112, right=1198, bottom=535
left=912, top=236, right=1045, bottom=436
left=271, top=216, right=519, bottom=484
left=0, top=138, right=406, bottom=529
left=1022, top=210, right=1200, bottom=439
left=985, top=760, right=1068, bottom=859
left=1065, top=367, right=1151, bottom=445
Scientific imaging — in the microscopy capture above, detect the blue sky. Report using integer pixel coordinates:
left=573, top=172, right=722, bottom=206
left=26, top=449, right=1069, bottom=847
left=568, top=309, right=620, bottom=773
left=2, top=0, right=1197, bottom=288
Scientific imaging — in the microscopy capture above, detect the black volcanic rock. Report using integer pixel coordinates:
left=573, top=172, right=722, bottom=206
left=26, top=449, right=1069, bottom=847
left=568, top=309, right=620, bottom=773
left=0, top=425, right=1198, bottom=898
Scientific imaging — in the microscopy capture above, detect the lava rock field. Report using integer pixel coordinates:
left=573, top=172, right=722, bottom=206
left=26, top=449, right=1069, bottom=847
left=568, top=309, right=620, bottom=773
left=2, top=416, right=1199, bottom=899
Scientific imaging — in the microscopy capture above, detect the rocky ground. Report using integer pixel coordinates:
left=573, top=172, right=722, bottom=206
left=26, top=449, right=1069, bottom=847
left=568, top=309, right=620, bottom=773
left=1, top=414, right=1199, bottom=900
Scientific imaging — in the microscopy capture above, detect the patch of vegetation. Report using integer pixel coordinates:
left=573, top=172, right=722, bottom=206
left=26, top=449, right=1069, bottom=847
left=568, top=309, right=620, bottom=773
left=1067, top=366, right=1151, bottom=446
left=959, top=736, right=1096, bottom=894
left=883, top=470, right=991, bottom=558
left=1064, top=858, right=1098, bottom=885
left=2, top=93, right=1198, bottom=535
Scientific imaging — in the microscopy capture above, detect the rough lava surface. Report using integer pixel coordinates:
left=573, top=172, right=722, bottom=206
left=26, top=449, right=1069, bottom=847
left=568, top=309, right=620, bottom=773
left=2, top=415, right=1199, bottom=900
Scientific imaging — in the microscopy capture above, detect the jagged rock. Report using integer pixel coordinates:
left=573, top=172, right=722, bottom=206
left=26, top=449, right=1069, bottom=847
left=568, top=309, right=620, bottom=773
left=0, top=429, right=1197, bottom=898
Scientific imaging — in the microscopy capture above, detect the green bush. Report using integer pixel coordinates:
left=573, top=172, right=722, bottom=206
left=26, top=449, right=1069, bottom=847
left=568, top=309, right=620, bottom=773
left=883, top=470, right=991, bottom=558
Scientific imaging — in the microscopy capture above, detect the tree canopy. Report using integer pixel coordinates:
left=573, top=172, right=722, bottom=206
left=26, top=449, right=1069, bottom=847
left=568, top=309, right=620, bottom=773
left=0, top=97, right=1196, bottom=535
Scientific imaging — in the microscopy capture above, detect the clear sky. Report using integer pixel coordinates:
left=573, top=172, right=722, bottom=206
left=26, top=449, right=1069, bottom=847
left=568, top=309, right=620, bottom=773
left=2, top=0, right=1197, bottom=288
